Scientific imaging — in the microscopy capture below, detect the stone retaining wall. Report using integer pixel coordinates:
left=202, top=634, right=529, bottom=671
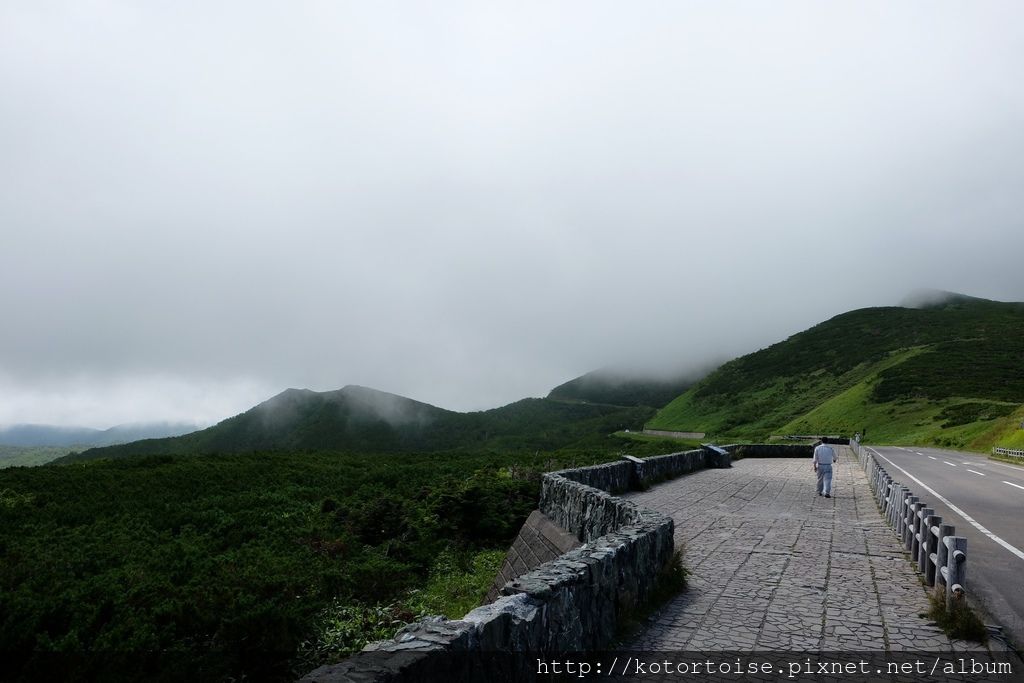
left=484, top=511, right=581, bottom=603
left=300, top=448, right=730, bottom=683
left=635, top=449, right=711, bottom=482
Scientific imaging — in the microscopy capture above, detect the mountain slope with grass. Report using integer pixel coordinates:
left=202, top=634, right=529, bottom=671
left=649, top=293, right=1024, bottom=450
left=58, top=386, right=653, bottom=462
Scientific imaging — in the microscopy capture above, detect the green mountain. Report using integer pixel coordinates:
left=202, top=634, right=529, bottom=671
left=547, top=366, right=706, bottom=408
left=649, top=293, right=1024, bottom=450
left=57, top=385, right=652, bottom=462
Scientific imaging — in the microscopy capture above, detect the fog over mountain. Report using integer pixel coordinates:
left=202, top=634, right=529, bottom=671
left=2, top=2, right=1023, bottom=426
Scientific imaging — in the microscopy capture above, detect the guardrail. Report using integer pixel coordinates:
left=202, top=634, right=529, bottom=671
left=852, top=440, right=968, bottom=612
left=992, top=447, right=1024, bottom=459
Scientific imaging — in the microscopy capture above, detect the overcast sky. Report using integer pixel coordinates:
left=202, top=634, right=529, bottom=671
left=2, top=2, right=1023, bottom=427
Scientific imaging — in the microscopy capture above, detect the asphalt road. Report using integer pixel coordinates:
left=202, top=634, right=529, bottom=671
left=868, top=445, right=1024, bottom=648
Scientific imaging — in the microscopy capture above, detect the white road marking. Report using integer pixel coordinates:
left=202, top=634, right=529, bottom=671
left=928, top=456, right=937, bottom=460
left=1005, top=481, right=1024, bottom=491
left=962, top=462, right=971, bottom=465
left=967, top=470, right=986, bottom=477
left=986, top=460, right=1024, bottom=473
left=944, top=461, right=957, bottom=467
left=870, top=448, right=1024, bottom=562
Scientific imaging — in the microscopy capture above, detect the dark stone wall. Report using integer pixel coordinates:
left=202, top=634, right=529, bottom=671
left=639, top=449, right=709, bottom=481
left=299, top=448, right=727, bottom=683
left=555, top=459, right=635, bottom=494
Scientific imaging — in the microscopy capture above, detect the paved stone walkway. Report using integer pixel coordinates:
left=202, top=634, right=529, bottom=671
left=624, top=447, right=962, bottom=652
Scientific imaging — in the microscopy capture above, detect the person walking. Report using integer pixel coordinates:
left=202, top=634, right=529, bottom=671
left=813, top=439, right=838, bottom=498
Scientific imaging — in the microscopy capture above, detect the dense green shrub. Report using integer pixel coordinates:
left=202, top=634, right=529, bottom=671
left=933, top=402, right=1017, bottom=428
left=0, top=438, right=673, bottom=680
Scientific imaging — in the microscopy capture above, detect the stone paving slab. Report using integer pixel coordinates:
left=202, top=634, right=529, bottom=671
left=622, top=447, right=964, bottom=653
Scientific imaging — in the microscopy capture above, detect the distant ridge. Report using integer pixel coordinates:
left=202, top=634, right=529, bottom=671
left=898, top=289, right=993, bottom=309
left=0, top=422, right=200, bottom=448
left=547, top=366, right=708, bottom=408
left=57, top=385, right=652, bottom=462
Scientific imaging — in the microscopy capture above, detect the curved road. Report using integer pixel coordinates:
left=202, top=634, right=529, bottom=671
left=867, top=445, right=1024, bottom=648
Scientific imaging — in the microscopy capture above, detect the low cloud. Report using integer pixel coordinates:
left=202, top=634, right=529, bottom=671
left=1, top=2, right=1022, bottom=425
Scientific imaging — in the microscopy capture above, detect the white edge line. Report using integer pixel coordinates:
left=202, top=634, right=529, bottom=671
left=986, top=460, right=1024, bottom=473
left=870, top=447, right=1024, bottom=562
left=966, top=470, right=986, bottom=477
left=1004, top=481, right=1024, bottom=491
left=928, top=456, right=937, bottom=460
left=944, top=461, right=957, bottom=467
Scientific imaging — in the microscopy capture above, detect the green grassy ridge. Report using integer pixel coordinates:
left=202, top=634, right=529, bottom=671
left=779, top=378, right=1020, bottom=451
left=649, top=297, right=1024, bottom=446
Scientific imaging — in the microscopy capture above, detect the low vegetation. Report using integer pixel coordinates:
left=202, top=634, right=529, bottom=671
left=0, top=435, right=679, bottom=681
left=926, top=594, right=988, bottom=643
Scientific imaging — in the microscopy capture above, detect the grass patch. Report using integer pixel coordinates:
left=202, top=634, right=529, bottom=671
left=296, top=547, right=504, bottom=671
left=993, top=418, right=1024, bottom=450
left=403, top=548, right=505, bottom=619
left=926, top=593, right=988, bottom=643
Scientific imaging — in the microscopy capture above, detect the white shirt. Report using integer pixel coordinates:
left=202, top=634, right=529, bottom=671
left=813, top=443, right=836, bottom=466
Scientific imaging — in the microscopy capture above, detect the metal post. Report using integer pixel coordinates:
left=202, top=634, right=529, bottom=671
left=894, top=487, right=907, bottom=532
left=908, top=501, right=921, bottom=556
left=915, top=508, right=933, bottom=572
left=884, top=481, right=892, bottom=524
left=884, top=482, right=893, bottom=523
left=944, top=536, right=968, bottom=611
left=934, top=523, right=954, bottom=597
left=903, top=496, right=919, bottom=549
left=923, top=514, right=940, bottom=585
